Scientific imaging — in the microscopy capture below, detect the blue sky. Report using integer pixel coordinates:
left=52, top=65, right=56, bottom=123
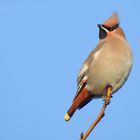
left=0, top=0, right=139, bottom=140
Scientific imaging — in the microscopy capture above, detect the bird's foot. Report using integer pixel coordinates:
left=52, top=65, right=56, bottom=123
left=105, top=100, right=111, bottom=105
left=80, top=132, right=84, bottom=139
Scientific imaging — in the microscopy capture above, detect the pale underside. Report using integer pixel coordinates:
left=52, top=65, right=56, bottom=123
left=77, top=36, right=132, bottom=97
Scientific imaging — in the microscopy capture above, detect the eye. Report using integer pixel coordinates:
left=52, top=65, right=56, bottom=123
left=99, top=28, right=107, bottom=39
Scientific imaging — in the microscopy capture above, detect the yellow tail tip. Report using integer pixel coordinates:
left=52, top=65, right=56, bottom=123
left=64, top=113, right=71, bottom=121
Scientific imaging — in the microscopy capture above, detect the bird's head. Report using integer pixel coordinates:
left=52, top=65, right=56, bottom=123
left=97, top=12, right=126, bottom=40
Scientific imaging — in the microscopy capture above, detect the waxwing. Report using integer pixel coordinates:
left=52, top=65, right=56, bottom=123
left=64, top=12, right=133, bottom=121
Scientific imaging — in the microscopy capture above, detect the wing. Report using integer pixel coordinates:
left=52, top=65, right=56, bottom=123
left=73, top=65, right=94, bottom=109
left=73, top=63, right=89, bottom=101
left=75, top=43, right=104, bottom=99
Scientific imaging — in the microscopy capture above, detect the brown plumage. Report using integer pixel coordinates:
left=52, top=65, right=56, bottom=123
left=64, top=12, right=133, bottom=121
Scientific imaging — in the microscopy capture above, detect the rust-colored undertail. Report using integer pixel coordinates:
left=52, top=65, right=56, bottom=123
left=65, top=88, right=92, bottom=121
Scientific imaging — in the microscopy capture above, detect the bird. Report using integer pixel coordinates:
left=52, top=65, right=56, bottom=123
left=64, top=12, right=133, bottom=121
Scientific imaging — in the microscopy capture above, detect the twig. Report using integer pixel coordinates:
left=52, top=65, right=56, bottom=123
left=80, top=87, right=112, bottom=140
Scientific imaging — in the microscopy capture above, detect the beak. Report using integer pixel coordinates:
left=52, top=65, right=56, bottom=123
left=97, top=24, right=102, bottom=29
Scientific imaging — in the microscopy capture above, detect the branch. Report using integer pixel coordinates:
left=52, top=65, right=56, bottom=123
left=79, top=87, right=112, bottom=140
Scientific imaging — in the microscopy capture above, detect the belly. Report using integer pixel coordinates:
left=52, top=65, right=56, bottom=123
left=86, top=49, right=132, bottom=95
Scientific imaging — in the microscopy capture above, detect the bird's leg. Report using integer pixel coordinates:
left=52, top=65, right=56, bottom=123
left=80, top=86, right=112, bottom=140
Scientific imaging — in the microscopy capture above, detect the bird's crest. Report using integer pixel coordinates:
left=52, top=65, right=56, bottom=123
left=103, top=12, right=119, bottom=27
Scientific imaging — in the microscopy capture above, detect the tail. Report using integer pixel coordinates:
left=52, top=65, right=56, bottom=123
left=64, top=88, right=92, bottom=121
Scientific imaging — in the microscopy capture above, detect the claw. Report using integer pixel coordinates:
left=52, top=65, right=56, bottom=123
left=105, top=100, right=111, bottom=105
left=80, top=132, right=84, bottom=139
left=101, top=113, right=105, bottom=118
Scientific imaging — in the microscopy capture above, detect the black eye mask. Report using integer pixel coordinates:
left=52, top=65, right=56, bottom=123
left=99, top=24, right=119, bottom=39
left=102, top=24, right=119, bottom=31
left=99, top=28, right=107, bottom=39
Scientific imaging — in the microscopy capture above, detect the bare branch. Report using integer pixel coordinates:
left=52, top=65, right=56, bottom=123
left=79, top=87, right=112, bottom=140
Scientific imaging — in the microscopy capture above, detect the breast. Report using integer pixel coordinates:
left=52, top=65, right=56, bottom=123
left=86, top=37, right=133, bottom=95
